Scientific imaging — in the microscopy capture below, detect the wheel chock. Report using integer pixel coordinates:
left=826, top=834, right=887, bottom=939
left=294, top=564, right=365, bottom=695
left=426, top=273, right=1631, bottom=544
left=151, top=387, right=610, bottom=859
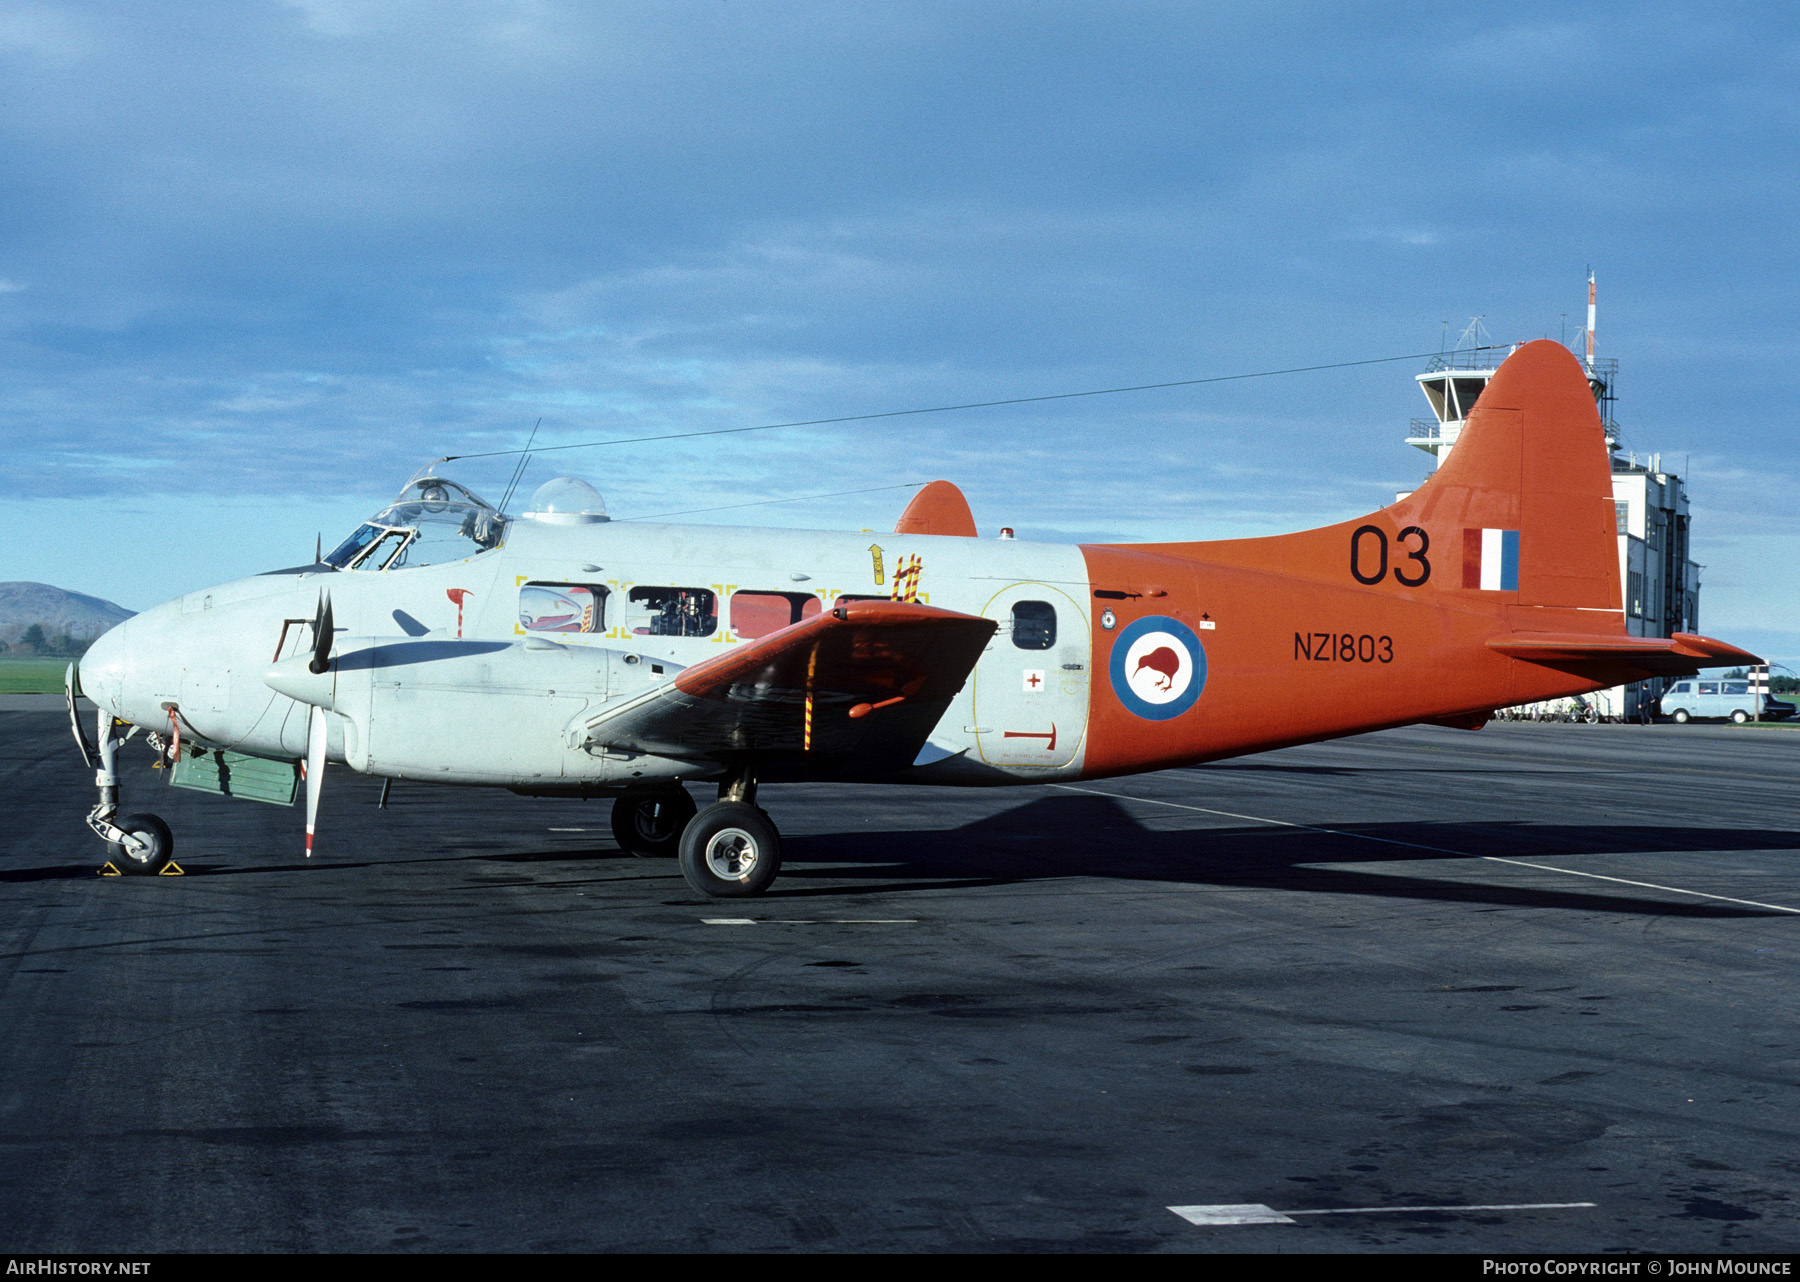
left=158, top=861, right=185, bottom=876
left=96, top=861, right=185, bottom=876
left=98, top=862, right=121, bottom=876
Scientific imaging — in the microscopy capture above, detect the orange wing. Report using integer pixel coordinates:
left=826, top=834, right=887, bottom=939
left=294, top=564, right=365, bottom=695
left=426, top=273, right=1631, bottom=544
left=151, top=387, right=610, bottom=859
left=578, top=599, right=997, bottom=778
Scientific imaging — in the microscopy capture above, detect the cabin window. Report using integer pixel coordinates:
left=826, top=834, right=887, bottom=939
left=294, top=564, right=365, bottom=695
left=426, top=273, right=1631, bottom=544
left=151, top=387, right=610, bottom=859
left=627, top=587, right=717, bottom=638
left=1698, top=682, right=1719, bottom=695
left=520, top=583, right=608, bottom=634
left=1724, top=681, right=1749, bottom=696
left=1011, top=600, right=1056, bottom=650
left=730, top=591, right=821, bottom=640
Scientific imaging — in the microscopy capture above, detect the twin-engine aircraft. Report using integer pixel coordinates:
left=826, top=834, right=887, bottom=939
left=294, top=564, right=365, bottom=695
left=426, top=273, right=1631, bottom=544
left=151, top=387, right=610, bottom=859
left=72, top=341, right=1756, bottom=896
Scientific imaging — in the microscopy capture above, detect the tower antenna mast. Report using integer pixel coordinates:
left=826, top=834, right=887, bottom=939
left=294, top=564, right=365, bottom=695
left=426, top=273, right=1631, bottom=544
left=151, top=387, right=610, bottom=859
left=1586, top=269, right=1597, bottom=372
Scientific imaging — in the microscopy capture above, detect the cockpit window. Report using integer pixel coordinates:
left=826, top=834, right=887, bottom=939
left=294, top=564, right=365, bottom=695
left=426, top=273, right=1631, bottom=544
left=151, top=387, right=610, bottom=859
left=325, top=475, right=508, bottom=571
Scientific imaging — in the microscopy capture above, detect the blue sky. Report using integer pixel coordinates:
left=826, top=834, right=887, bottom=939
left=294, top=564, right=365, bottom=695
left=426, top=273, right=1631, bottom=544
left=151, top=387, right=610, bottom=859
left=4, top=2, right=1798, bottom=660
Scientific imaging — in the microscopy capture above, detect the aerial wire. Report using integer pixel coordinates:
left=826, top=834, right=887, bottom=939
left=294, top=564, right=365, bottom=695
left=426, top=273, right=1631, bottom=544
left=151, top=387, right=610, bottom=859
left=496, top=417, right=542, bottom=514
left=621, top=481, right=928, bottom=523
left=443, top=344, right=1511, bottom=464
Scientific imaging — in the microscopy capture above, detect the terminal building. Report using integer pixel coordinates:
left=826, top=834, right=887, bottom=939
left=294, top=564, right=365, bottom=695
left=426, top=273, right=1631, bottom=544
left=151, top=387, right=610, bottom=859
left=1401, top=321, right=1703, bottom=721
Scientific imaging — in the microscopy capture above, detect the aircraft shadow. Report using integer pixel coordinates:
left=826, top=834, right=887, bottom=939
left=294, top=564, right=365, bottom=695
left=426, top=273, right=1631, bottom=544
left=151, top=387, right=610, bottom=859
left=770, top=793, right=1800, bottom=918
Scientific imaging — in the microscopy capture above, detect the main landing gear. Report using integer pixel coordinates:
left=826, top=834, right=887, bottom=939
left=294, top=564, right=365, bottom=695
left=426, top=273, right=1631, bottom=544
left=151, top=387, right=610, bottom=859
left=610, top=788, right=698, bottom=858
left=614, top=769, right=782, bottom=898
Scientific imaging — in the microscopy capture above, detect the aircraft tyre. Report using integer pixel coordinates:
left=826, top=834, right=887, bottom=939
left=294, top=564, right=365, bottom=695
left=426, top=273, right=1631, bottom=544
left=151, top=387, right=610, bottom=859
left=611, top=789, right=697, bottom=857
left=110, top=813, right=174, bottom=875
left=678, top=801, right=780, bottom=898
left=1672, top=709, right=1689, bottom=724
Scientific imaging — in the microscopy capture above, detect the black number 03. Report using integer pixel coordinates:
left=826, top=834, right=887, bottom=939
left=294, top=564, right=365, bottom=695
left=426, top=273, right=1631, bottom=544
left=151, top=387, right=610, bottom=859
left=1349, top=525, right=1431, bottom=587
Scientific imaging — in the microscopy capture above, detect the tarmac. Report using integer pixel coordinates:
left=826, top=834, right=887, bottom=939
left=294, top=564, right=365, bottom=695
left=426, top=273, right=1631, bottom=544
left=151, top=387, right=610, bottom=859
left=2, top=706, right=1798, bottom=1253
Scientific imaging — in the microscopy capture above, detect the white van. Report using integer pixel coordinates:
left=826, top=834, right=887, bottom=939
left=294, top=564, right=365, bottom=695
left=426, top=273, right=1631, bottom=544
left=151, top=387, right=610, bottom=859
left=1659, top=679, right=1794, bottom=724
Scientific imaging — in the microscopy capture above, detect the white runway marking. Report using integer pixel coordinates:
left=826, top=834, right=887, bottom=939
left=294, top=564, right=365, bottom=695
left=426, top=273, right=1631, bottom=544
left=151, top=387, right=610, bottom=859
left=1057, top=785, right=1800, bottom=915
left=1169, top=1201, right=1596, bottom=1226
left=702, top=918, right=918, bottom=925
left=547, top=827, right=590, bottom=832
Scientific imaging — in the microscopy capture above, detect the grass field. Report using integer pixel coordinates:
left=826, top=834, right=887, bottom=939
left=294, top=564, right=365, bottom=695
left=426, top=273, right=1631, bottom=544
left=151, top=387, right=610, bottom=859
left=0, top=657, right=73, bottom=693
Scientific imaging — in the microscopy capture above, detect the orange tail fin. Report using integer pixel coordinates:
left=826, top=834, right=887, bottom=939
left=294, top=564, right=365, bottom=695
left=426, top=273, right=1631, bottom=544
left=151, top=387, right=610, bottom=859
left=1131, top=340, right=1624, bottom=630
left=1413, top=339, right=1618, bottom=614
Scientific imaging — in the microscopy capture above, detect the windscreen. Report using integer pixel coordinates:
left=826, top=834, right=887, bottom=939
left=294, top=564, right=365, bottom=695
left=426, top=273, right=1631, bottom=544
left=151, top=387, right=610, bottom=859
left=324, top=476, right=508, bottom=571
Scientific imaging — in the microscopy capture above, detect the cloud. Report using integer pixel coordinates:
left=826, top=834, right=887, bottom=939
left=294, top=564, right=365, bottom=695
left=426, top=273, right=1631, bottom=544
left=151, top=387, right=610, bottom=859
left=0, top=4, right=94, bottom=65
left=0, top=1, right=1795, bottom=633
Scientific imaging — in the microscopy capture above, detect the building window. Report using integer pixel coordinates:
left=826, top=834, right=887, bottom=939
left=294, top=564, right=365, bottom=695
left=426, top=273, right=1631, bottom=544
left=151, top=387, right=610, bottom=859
left=1615, top=501, right=1630, bottom=536
left=1627, top=570, right=1644, bottom=618
left=1452, top=378, right=1487, bottom=419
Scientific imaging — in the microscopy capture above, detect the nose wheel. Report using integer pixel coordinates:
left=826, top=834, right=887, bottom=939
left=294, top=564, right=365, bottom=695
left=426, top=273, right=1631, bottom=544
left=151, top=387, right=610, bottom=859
left=108, top=813, right=176, bottom=875
left=79, top=701, right=176, bottom=876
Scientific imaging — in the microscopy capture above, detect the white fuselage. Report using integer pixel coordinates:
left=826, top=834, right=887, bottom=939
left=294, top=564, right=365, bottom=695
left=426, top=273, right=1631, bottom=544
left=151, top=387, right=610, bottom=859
left=81, top=516, right=1096, bottom=790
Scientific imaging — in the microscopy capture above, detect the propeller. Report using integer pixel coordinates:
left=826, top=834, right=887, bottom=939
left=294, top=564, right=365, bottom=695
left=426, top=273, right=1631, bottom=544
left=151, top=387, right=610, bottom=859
left=305, top=704, right=327, bottom=858
left=303, top=590, right=333, bottom=856
left=308, top=592, right=335, bottom=675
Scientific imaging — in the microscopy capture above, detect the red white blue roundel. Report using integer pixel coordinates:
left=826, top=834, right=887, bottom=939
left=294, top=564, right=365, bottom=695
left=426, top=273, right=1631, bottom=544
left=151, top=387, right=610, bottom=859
left=1108, top=616, right=1206, bottom=721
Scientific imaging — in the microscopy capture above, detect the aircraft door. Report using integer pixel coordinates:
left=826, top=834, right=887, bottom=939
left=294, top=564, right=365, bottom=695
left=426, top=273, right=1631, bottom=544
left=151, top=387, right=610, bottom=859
left=972, top=583, right=1087, bottom=769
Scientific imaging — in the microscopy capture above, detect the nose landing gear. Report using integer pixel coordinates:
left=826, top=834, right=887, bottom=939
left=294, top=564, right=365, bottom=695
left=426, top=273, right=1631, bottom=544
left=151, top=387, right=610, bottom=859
left=80, top=704, right=177, bottom=876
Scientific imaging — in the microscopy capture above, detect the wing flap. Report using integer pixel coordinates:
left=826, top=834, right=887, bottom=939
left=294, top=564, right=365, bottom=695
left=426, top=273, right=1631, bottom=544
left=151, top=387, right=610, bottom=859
left=578, top=599, right=997, bottom=775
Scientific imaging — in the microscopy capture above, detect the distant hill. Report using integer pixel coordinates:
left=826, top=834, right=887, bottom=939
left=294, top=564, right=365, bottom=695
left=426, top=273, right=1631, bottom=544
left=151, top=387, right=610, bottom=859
left=0, top=582, right=135, bottom=643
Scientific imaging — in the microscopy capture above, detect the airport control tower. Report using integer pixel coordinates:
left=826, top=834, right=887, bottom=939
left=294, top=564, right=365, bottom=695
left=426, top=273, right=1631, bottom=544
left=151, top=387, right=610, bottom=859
left=1402, top=286, right=1704, bottom=719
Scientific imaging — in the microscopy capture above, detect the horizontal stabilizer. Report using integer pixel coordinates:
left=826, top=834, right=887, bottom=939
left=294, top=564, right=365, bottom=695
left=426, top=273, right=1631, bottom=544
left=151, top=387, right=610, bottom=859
left=578, top=598, right=997, bottom=776
left=1488, top=631, right=1762, bottom=676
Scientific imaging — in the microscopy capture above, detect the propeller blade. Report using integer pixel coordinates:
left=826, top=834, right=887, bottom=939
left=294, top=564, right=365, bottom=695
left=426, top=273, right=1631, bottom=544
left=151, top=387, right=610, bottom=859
left=308, top=592, right=334, bottom=675
left=305, top=704, right=327, bottom=857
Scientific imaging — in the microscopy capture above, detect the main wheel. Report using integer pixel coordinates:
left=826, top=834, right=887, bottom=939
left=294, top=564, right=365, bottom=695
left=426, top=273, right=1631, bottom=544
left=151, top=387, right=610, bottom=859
left=678, top=801, right=780, bottom=898
left=610, top=789, right=697, bottom=857
left=110, top=813, right=174, bottom=875
left=1672, top=709, right=1689, bottom=724
left=1732, top=709, right=1750, bottom=724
